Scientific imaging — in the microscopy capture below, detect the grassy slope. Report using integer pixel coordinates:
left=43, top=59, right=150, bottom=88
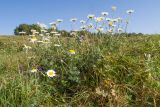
left=0, top=35, right=160, bottom=107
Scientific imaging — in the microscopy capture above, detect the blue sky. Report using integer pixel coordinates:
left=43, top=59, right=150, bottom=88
left=0, top=0, right=160, bottom=35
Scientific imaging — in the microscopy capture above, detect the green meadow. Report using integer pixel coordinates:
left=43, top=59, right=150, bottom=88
left=0, top=34, right=160, bottom=107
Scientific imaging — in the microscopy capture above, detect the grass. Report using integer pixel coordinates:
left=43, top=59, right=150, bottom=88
left=0, top=34, right=160, bottom=107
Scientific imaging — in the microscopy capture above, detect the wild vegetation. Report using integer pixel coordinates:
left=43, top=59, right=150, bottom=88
left=0, top=6, right=160, bottom=107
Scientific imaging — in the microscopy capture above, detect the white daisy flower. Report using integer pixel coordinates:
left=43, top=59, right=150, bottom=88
left=80, top=20, right=86, bottom=24
left=37, top=22, right=48, bottom=29
left=108, top=29, right=113, bottom=33
left=101, top=12, right=109, bottom=16
left=46, top=33, right=50, bottom=36
left=39, top=34, right=44, bottom=36
left=112, top=24, right=116, bottom=28
left=112, top=19, right=118, bottom=23
left=118, top=28, right=123, bottom=33
left=37, top=41, right=44, bottom=43
left=54, top=44, right=61, bottom=47
left=95, top=17, right=105, bottom=22
left=111, top=6, right=117, bottom=11
left=56, top=19, right=63, bottom=23
left=50, top=31, right=58, bottom=34
left=50, top=22, right=57, bottom=25
left=31, top=29, right=36, bottom=32
left=42, top=36, right=50, bottom=43
left=117, top=17, right=123, bottom=22
left=41, top=29, right=47, bottom=33
left=54, top=33, right=61, bottom=36
left=80, top=25, right=87, bottom=30
left=106, top=18, right=112, bottom=21
left=47, top=70, right=56, bottom=77
left=70, top=32, right=77, bottom=36
left=35, top=32, right=39, bottom=34
left=70, top=18, right=77, bottom=22
left=87, top=14, right=95, bottom=19
left=19, top=31, right=26, bottom=34
left=127, top=9, right=134, bottom=14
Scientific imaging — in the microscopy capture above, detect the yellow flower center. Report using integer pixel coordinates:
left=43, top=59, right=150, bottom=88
left=108, top=21, right=113, bottom=27
left=69, top=50, right=75, bottom=54
left=49, top=72, right=54, bottom=76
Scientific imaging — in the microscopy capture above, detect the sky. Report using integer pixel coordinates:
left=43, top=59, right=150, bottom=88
left=0, top=0, right=160, bottom=35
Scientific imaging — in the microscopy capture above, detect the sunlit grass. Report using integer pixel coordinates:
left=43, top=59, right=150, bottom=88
left=0, top=35, right=160, bottom=106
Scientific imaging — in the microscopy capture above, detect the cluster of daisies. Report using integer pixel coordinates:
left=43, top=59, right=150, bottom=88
left=20, top=6, right=134, bottom=37
left=23, top=23, right=76, bottom=77
left=69, top=6, right=134, bottom=33
left=22, top=6, right=134, bottom=45
left=22, top=6, right=134, bottom=78
left=30, top=49, right=76, bottom=78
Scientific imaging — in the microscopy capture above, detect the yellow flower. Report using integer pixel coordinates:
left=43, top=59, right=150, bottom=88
left=69, top=50, right=76, bottom=55
left=31, top=69, right=37, bottom=73
left=47, top=70, right=56, bottom=77
left=30, top=36, right=37, bottom=43
left=108, top=21, right=113, bottom=27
